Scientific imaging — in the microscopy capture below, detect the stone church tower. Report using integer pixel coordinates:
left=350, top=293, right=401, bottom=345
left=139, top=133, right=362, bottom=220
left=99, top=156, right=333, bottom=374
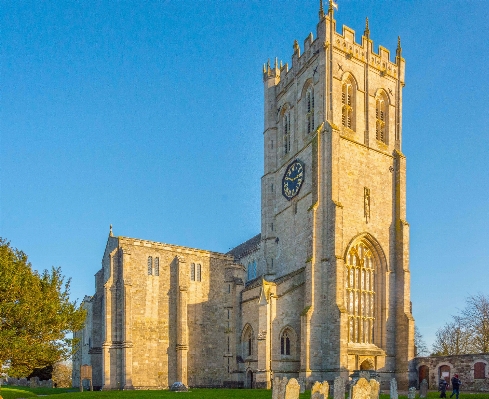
left=73, top=1, right=415, bottom=391
left=234, top=1, right=414, bottom=389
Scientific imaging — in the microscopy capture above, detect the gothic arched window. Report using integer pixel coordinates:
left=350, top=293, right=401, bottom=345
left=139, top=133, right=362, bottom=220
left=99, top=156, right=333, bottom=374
left=247, top=261, right=257, bottom=281
left=242, top=325, right=254, bottom=358
left=191, top=263, right=195, bottom=281
left=154, top=257, right=159, bottom=276
left=281, top=330, right=291, bottom=355
left=147, top=256, right=153, bottom=275
left=283, top=111, right=291, bottom=154
left=196, top=263, right=202, bottom=282
left=376, top=92, right=388, bottom=143
left=342, top=77, right=355, bottom=130
left=306, top=87, right=314, bottom=134
left=345, top=242, right=375, bottom=343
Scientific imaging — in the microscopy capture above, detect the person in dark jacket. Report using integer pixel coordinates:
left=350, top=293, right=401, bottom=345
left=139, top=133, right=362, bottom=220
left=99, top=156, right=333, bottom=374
left=438, top=377, right=448, bottom=398
left=450, top=374, right=462, bottom=399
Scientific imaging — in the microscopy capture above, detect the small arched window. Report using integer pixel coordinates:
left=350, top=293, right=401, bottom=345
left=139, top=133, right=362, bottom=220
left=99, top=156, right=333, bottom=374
left=342, top=77, right=355, bottom=130
left=147, top=256, right=153, bottom=275
left=376, top=92, right=388, bottom=143
left=247, top=261, right=257, bottom=281
left=306, top=87, right=314, bottom=134
left=191, top=263, right=195, bottom=281
left=281, top=330, right=291, bottom=355
left=283, top=111, right=291, bottom=154
left=154, top=257, right=159, bottom=276
left=474, top=362, right=486, bottom=379
left=196, top=264, right=202, bottom=282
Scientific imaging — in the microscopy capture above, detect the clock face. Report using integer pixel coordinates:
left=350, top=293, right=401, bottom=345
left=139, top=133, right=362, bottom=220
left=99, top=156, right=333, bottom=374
left=282, top=159, right=305, bottom=201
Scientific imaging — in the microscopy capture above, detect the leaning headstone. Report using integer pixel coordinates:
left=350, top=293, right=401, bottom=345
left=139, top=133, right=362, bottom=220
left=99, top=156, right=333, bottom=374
left=352, top=378, right=371, bottom=399
left=407, top=386, right=416, bottom=399
left=390, top=378, right=398, bottom=399
left=170, top=381, right=188, bottom=391
left=419, top=379, right=428, bottom=398
left=369, top=379, right=380, bottom=399
left=298, top=377, right=306, bottom=393
left=285, top=378, right=301, bottom=399
left=334, top=376, right=346, bottom=399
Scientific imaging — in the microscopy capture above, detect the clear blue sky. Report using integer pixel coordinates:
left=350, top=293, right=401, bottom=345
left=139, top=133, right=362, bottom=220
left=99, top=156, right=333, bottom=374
left=2, top=1, right=488, bottom=350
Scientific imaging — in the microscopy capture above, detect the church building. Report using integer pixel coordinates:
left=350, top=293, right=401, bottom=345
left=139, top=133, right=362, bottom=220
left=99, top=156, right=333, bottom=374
left=73, top=1, right=415, bottom=390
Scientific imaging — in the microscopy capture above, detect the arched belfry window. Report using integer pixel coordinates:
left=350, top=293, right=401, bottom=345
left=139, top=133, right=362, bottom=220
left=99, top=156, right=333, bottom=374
left=283, top=110, right=291, bottom=154
left=376, top=92, right=388, bottom=143
left=306, top=87, right=314, bottom=134
left=147, top=256, right=153, bottom=275
left=191, top=263, right=195, bottom=281
left=154, top=257, right=159, bottom=276
left=345, top=241, right=375, bottom=343
left=342, top=77, right=355, bottom=130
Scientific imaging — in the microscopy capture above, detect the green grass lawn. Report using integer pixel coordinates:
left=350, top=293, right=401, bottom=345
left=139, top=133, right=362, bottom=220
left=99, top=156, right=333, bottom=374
left=1, top=387, right=488, bottom=399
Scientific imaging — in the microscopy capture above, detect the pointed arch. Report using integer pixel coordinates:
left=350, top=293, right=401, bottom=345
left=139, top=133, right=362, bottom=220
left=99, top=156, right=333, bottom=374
left=278, top=325, right=298, bottom=358
left=344, top=233, right=388, bottom=347
left=241, top=323, right=255, bottom=358
left=301, top=79, right=315, bottom=134
left=280, top=103, right=292, bottom=155
left=375, top=89, right=390, bottom=143
left=341, top=72, right=357, bottom=131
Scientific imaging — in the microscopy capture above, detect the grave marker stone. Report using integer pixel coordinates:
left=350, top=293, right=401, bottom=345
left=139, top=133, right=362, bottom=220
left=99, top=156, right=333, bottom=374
left=390, top=378, right=398, bottom=399
left=285, top=378, right=301, bottom=399
left=419, top=379, right=428, bottom=398
left=352, top=378, right=371, bottom=399
left=369, top=379, right=380, bottom=399
left=334, top=376, right=345, bottom=399
left=407, top=386, right=416, bottom=399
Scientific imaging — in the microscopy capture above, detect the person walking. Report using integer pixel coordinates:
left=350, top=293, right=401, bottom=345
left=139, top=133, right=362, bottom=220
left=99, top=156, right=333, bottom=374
left=450, top=374, right=462, bottom=399
left=438, top=377, right=448, bottom=398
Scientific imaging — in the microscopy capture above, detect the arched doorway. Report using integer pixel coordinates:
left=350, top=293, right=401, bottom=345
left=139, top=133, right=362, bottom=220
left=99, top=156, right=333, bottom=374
left=439, top=365, right=450, bottom=384
left=247, top=370, right=254, bottom=389
left=419, top=365, right=429, bottom=387
left=360, top=358, right=374, bottom=370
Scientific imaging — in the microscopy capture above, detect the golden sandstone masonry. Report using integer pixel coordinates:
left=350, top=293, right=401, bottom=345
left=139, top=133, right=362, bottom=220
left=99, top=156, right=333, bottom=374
left=73, top=1, right=415, bottom=390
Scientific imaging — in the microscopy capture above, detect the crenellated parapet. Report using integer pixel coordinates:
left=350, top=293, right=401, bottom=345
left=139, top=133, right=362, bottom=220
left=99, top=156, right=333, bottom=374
left=263, top=13, right=404, bottom=88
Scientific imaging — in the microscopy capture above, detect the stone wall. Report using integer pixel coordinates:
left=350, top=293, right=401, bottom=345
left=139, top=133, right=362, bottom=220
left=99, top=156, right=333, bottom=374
left=415, top=354, right=489, bottom=391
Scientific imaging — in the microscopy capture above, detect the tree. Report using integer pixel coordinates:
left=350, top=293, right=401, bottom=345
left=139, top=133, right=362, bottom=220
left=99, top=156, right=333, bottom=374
left=431, top=316, right=472, bottom=355
left=52, top=361, right=72, bottom=388
left=0, top=238, right=86, bottom=377
left=461, top=293, right=489, bottom=353
left=414, top=326, right=429, bottom=357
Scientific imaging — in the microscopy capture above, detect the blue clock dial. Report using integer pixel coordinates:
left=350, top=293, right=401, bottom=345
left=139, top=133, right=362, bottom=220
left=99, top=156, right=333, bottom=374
left=282, top=159, right=305, bottom=200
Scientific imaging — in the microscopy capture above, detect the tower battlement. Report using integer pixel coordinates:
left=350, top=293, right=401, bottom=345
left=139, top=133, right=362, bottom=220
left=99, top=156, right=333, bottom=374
left=263, top=12, right=405, bottom=87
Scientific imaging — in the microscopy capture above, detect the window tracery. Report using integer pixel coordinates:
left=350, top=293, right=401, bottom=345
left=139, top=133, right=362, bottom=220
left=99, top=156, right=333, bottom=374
left=376, top=92, right=388, bottom=142
left=342, top=77, right=355, bottom=130
left=345, top=242, right=375, bottom=343
left=306, top=87, right=314, bottom=134
left=281, top=330, right=291, bottom=355
left=283, top=111, right=291, bottom=154
left=147, top=256, right=153, bottom=275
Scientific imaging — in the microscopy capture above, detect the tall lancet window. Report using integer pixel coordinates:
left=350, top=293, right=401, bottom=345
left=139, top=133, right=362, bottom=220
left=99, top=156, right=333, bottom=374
left=345, top=242, right=375, bottom=344
left=342, top=78, right=355, bottom=130
left=147, top=256, right=153, bottom=275
left=283, top=111, right=291, bottom=154
left=376, top=92, right=388, bottom=142
left=306, top=87, right=314, bottom=133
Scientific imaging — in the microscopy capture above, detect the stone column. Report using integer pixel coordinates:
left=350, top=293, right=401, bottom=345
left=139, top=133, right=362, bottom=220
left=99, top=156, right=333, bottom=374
left=256, top=280, right=272, bottom=389
left=176, top=256, right=188, bottom=385
left=122, top=248, right=134, bottom=389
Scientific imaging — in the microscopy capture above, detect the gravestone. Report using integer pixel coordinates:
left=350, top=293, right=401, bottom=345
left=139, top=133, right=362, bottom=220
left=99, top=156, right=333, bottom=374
left=19, top=378, right=28, bottom=386
left=170, top=381, right=188, bottom=391
left=419, top=379, right=428, bottom=398
left=298, top=377, right=306, bottom=393
left=334, top=376, right=345, bottom=399
left=272, top=377, right=280, bottom=399
left=285, top=378, right=301, bottom=399
left=369, top=379, right=380, bottom=399
left=311, top=380, right=330, bottom=399
left=390, top=378, right=398, bottom=399
left=352, top=378, right=371, bottom=399
left=30, top=377, right=39, bottom=388
left=407, top=386, right=416, bottom=399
